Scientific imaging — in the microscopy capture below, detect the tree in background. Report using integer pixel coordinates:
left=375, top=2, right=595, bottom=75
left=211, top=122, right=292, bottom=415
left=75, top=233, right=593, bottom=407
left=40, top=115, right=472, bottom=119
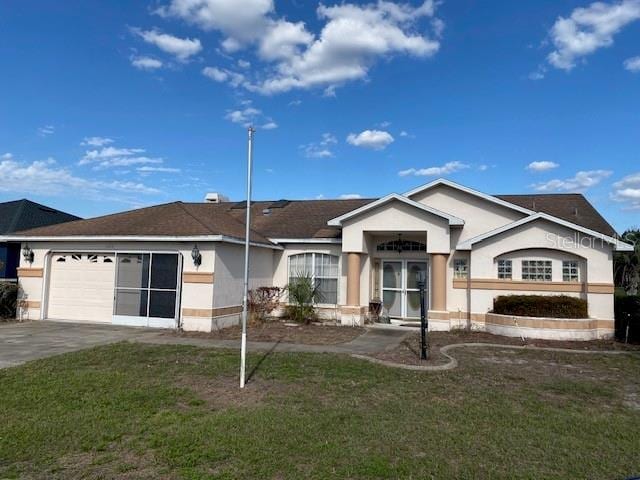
left=614, top=229, right=640, bottom=296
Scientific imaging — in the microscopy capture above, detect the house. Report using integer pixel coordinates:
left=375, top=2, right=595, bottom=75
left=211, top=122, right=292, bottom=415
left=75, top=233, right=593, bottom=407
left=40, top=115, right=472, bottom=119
left=3, top=179, right=633, bottom=340
left=0, top=199, right=79, bottom=282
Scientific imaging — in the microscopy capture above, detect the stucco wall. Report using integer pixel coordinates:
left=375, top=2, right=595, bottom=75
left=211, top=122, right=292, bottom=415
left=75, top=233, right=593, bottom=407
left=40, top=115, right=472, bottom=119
left=467, top=219, right=614, bottom=320
left=341, top=200, right=450, bottom=253
left=409, top=184, right=525, bottom=242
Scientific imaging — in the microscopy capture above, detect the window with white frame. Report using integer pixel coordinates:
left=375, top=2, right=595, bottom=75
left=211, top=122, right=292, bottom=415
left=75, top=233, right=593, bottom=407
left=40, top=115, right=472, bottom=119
left=562, top=260, right=579, bottom=282
left=288, top=253, right=339, bottom=304
left=453, top=258, right=468, bottom=279
left=497, top=259, right=512, bottom=279
left=521, top=260, right=552, bottom=281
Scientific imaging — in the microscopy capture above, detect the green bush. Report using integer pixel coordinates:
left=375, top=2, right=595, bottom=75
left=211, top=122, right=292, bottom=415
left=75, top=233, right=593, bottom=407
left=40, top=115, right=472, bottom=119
left=285, top=273, right=319, bottom=324
left=493, top=295, right=588, bottom=319
left=614, top=295, right=640, bottom=343
left=0, top=282, right=19, bottom=320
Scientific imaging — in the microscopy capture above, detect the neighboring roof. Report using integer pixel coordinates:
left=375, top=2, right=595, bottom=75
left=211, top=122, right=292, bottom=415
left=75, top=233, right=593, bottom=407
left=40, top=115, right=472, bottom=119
left=404, top=178, right=536, bottom=216
left=495, top=193, right=617, bottom=238
left=0, top=199, right=79, bottom=235
left=456, top=212, right=633, bottom=252
left=9, top=202, right=276, bottom=247
left=326, top=193, right=465, bottom=227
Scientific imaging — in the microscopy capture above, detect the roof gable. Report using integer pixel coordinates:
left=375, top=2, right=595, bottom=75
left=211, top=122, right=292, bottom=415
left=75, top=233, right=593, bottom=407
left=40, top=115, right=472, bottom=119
left=456, top=212, right=633, bottom=252
left=0, top=199, right=79, bottom=235
left=327, top=193, right=465, bottom=226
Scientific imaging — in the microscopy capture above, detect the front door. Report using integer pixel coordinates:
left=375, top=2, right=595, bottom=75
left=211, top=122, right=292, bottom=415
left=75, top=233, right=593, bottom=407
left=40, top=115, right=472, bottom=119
left=381, top=260, right=428, bottom=319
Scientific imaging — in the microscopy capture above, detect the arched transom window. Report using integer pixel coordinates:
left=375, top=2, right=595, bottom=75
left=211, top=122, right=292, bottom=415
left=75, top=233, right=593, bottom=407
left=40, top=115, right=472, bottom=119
left=376, top=239, right=426, bottom=252
left=288, top=253, right=339, bottom=304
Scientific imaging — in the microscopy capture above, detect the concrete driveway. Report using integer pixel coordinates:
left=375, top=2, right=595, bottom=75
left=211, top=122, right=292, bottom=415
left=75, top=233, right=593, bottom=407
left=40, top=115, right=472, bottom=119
left=0, top=321, right=162, bottom=369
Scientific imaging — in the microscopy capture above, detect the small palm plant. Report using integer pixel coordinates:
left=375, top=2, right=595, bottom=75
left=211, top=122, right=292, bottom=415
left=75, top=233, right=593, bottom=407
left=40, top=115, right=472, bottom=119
left=285, top=272, right=321, bottom=324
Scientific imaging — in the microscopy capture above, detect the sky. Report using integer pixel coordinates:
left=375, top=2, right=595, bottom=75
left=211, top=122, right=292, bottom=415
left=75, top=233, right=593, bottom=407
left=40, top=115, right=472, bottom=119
left=0, top=0, right=639, bottom=232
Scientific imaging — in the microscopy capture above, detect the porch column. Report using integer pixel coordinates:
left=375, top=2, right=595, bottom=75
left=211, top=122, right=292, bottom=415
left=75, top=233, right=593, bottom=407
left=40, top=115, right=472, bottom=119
left=431, top=253, right=448, bottom=312
left=346, top=252, right=361, bottom=306
left=341, top=252, right=366, bottom=326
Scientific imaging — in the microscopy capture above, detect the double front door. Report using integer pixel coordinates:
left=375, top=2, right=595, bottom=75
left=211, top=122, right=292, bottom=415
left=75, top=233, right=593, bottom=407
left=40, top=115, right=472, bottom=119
left=381, top=260, right=428, bottom=319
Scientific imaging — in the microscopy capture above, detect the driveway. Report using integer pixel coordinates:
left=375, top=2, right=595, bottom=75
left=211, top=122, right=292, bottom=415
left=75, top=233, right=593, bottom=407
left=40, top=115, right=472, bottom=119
left=0, top=321, right=162, bottom=369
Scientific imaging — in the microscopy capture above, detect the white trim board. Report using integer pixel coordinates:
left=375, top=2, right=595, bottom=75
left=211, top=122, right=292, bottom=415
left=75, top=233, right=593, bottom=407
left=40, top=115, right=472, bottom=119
left=327, top=193, right=465, bottom=227
left=403, top=178, right=536, bottom=216
left=456, top=212, right=633, bottom=252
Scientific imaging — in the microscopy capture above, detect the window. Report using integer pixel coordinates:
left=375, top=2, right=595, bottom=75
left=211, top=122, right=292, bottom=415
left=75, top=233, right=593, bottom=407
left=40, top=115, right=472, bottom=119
left=522, top=260, right=552, bottom=281
left=562, top=260, right=579, bottom=282
left=115, top=253, right=179, bottom=319
left=453, top=259, right=468, bottom=279
left=497, top=260, right=512, bottom=279
left=288, top=253, right=339, bottom=304
left=376, top=240, right=426, bottom=252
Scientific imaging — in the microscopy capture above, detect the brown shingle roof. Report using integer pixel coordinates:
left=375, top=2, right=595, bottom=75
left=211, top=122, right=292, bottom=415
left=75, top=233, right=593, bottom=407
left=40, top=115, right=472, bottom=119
left=495, top=194, right=617, bottom=237
left=13, top=193, right=616, bottom=241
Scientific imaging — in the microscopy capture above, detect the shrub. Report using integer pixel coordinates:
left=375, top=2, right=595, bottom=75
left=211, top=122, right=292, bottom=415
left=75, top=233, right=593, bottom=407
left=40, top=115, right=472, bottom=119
left=614, top=295, right=640, bottom=343
left=0, top=282, right=19, bottom=320
left=285, top=273, right=319, bottom=324
left=493, top=295, right=588, bottom=319
left=248, top=287, right=281, bottom=325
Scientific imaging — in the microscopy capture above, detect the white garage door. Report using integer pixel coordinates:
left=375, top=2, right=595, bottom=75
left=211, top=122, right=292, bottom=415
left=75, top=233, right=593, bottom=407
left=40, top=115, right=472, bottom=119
left=47, top=253, right=116, bottom=323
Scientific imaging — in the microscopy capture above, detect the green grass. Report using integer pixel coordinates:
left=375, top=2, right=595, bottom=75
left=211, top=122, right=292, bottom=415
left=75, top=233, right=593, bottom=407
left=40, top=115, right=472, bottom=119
left=1, top=343, right=639, bottom=479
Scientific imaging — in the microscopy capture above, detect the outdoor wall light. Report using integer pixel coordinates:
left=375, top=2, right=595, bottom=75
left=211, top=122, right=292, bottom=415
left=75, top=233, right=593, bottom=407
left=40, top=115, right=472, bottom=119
left=191, top=244, right=202, bottom=267
left=22, top=245, right=34, bottom=264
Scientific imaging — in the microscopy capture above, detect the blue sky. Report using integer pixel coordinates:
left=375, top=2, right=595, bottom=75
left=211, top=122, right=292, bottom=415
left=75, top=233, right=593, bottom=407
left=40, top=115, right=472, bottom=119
left=1, top=0, right=639, bottom=231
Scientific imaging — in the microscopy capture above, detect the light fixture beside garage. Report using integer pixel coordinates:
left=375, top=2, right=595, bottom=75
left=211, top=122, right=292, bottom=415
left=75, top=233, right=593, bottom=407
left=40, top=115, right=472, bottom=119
left=22, top=244, right=34, bottom=264
left=191, top=244, right=202, bottom=267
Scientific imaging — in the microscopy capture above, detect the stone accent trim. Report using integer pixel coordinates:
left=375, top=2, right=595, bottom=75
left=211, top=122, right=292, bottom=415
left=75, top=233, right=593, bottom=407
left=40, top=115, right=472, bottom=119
left=340, top=306, right=368, bottom=316
left=183, top=271, right=215, bottom=284
left=453, top=278, right=614, bottom=294
left=17, top=268, right=44, bottom=278
left=182, top=305, right=242, bottom=318
left=428, top=310, right=450, bottom=320
left=18, top=300, right=41, bottom=309
left=485, top=313, right=613, bottom=330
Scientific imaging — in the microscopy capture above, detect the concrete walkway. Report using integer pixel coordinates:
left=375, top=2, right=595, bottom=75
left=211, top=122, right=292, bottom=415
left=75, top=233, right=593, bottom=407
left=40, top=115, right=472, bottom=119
left=0, top=321, right=408, bottom=368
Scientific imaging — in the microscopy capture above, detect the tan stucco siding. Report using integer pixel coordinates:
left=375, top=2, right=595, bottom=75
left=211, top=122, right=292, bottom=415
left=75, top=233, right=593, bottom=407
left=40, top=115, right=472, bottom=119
left=410, top=184, right=525, bottom=242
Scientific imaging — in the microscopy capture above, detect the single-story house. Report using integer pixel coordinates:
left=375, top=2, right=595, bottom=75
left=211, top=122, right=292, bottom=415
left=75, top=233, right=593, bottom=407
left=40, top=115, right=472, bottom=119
left=4, top=179, right=633, bottom=339
left=0, top=199, right=79, bottom=282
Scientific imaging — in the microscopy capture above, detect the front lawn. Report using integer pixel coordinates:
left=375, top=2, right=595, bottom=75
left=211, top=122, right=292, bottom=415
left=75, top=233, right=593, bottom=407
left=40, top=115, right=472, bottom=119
left=1, top=342, right=639, bottom=479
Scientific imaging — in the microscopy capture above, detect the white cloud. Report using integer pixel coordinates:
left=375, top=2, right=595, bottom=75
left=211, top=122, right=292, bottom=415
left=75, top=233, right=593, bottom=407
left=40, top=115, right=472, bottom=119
left=38, top=125, right=55, bottom=136
left=131, top=55, right=164, bottom=70
left=225, top=107, right=261, bottom=126
left=2, top=153, right=13, bottom=160
left=0, top=157, right=160, bottom=199
left=202, top=66, right=246, bottom=87
left=261, top=121, right=278, bottom=130
left=135, top=28, right=202, bottom=61
left=78, top=142, right=174, bottom=170
left=547, top=0, right=640, bottom=71
left=398, top=161, right=470, bottom=177
left=346, top=130, right=394, bottom=150
left=237, top=59, right=251, bottom=69
left=528, top=69, right=546, bottom=80
left=339, top=193, right=362, bottom=199
left=527, top=160, right=560, bottom=172
left=624, top=55, right=640, bottom=71
left=611, top=172, right=640, bottom=209
left=81, top=136, right=114, bottom=147
left=155, top=0, right=274, bottom=49
left=302, top=132, right=337, bottom=158
left=158, top=0, right=442, bottom=94
left=137, top=166, right=181, bottom=173
left=532, top=169, right=613, bottom=191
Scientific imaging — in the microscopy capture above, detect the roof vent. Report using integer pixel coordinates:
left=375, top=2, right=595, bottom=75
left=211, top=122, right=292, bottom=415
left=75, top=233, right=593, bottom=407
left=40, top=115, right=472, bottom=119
left=574, top=207, right=579, bottom=216
left=204, top=192, right=229, bottom=203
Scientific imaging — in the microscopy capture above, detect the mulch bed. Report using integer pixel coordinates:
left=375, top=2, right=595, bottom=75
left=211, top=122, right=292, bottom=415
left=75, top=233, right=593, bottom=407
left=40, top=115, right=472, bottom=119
left=372, top=330, right=640, bottom=367
left=172, top=321, right=364, bottom=345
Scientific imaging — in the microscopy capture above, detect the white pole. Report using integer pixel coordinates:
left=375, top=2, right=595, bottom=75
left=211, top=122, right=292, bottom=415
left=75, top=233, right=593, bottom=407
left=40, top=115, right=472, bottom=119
left=240, top=126, right=255, bottom=389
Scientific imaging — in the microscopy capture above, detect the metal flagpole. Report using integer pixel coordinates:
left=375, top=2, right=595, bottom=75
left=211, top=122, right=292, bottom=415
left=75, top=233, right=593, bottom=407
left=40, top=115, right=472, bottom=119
left=240, top=126, right=255, bottom=389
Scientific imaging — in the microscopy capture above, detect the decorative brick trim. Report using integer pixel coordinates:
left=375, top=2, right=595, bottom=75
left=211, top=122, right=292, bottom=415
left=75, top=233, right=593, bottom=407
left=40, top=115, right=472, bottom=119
left=485, top=313, right=614, bottom=330
left=427, top=310, right=450, bottom=320
left=17, top=268, right=43, bottom=278
left=18, top=300, right=41, bottom=309
left=183, top=272, right=215, bottom=284
left=340, top=306, right=368, bottom=316
left=182, top=305, right=242, bottom=318
left=453, top=278, right=614, bottom=294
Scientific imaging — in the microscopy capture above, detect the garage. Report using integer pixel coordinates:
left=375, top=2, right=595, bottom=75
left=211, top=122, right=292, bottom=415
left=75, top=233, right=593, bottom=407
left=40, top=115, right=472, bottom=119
left=47, top=253, right=116, bottom=323
left=46, top=252, right=182, bottom=328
